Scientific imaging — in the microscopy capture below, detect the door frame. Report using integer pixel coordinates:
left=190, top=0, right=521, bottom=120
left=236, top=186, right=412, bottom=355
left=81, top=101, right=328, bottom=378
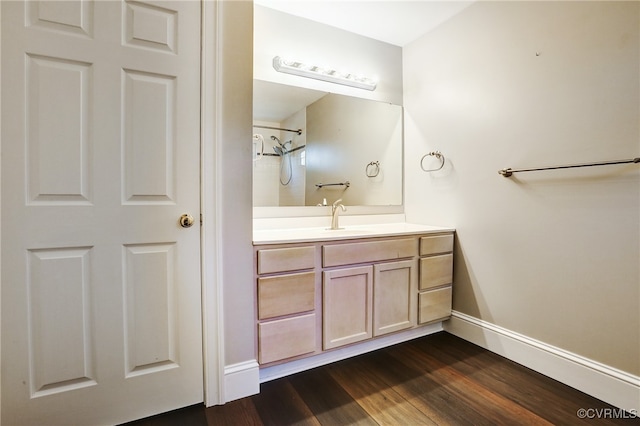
left=0, top=2, right=3, bottom=421
left=201, top=0, right=255, bottom=407
left=201, top=0, right=224, bottom=406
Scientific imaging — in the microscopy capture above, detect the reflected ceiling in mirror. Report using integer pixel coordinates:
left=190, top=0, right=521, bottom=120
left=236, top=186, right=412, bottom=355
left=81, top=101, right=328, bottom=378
left=253, top=80, right=403, bottom=210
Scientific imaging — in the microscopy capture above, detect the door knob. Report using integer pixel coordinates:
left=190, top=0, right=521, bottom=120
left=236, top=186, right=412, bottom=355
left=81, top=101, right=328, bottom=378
left=179, top=213, right=195, bottom=228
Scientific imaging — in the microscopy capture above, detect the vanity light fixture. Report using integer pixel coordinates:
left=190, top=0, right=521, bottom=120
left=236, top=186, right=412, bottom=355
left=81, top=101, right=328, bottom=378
left=272, top=56, right=377, bottom=91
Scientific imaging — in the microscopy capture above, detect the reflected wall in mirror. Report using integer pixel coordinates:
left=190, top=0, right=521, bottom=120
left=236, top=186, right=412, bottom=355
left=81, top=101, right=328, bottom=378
left=253, top=80, right=403, bottom=207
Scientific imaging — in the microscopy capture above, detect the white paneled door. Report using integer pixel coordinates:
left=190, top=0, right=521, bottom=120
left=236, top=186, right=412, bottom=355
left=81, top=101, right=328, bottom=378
left=1, top=1, right=203, bottom=424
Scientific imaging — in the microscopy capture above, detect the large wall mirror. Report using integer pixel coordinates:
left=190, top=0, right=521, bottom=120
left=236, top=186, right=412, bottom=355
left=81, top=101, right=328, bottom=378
left=253, top=79, right=403, bottom=213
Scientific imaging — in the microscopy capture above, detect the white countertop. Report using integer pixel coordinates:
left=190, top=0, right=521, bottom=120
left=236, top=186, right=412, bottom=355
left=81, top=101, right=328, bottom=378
left=253, top=222, right=455, bottom=245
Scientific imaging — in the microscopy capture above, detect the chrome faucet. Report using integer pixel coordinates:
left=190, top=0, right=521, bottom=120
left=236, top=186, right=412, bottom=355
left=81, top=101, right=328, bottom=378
left=330, top=199, right=346, bottom=230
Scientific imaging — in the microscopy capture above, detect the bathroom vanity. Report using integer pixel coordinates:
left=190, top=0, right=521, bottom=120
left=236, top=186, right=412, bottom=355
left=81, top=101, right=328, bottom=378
left=253, top=223, right=455, bottom=372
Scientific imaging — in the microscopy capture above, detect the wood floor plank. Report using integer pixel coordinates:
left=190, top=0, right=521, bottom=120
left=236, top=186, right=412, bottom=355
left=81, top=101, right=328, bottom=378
left=359, top=348, right=500, bottom=426
left=251, top=378, right=321, bottom=426
left=411, top=334, right=594, bottom=424
left=288, top=367, right=379, bottom=426
left=125, top=332, right=638, bottom=426
left=327, top=355, right=439, bottom=425
left=412, top=334, right=636, bottom=425
left=389, top=341, right=556, bottom=425
left=205, top=397, right=263, bottom=426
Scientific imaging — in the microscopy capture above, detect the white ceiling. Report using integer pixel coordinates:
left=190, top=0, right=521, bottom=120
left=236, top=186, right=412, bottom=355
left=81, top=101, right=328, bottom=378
left=254, top=80, right=327, bottom=122
left=254, top=0, right=474, bottom=47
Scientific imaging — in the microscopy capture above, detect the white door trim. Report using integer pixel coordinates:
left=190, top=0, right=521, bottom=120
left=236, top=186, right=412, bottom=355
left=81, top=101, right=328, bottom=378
left=201, top=0, right=257, bottom=406
left=201, top=0, right=224, bottom=406
left=0, top=3, right=3, bottom=421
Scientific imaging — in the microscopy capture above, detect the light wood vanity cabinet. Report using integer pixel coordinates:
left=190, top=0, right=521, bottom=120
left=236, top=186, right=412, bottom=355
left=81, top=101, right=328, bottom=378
left=323, top=259, right=418, bottom=350
left=255, top=245, right=318, bottom=365
left=322, top=237, right=418, bottom=350
left=254, top=231, right=454, bottom=366
left=418, top=234, right=454, bottom=324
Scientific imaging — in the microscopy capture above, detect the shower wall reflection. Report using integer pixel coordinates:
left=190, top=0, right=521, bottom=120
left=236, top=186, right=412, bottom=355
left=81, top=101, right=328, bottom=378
left=253, top=106, right=306, bottom=206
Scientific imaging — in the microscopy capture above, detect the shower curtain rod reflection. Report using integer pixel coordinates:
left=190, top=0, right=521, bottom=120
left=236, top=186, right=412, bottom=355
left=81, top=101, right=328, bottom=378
left=253, top=124, right=302, bottom=135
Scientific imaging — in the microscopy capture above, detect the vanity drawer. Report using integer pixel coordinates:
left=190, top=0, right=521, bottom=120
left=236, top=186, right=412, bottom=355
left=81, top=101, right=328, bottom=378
left=323, top=238, right=417, bottom=267
left=420, top=253, right=453, bottom=290
left=258, top=313, right=316, bottom=364
left=258, top=272, right=315, bottom=320
left=419, top=286, right=452, bottom=324
left=258, top=246, right=316, bottom=274
left=420, top=234, right=454, bottom=256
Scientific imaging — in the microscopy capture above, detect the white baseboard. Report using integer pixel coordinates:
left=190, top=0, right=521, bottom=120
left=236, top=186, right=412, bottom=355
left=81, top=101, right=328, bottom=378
left=260, top=322, right=443, bottom=383
left=445, top=311, right=640, bottom=412
left=223, top=360, right=260, bottom=403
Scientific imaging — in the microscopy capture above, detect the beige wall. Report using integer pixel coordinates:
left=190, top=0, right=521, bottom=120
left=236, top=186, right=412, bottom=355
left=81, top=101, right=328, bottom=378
left=218, top=0, right=255, bottom=367
left=404, top=1, right=639, bottom=375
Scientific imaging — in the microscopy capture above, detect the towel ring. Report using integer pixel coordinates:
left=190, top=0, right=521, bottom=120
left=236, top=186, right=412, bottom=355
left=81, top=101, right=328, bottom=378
left=420, top=151, right=445, bottom=172
left=366, top=161, right=380, bottom=177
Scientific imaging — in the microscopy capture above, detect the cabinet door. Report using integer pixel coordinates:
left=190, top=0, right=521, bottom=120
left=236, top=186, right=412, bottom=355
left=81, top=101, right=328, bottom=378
left=373, top=260, right=418, bottom=337
left=323, top=266, right=373, bottom=350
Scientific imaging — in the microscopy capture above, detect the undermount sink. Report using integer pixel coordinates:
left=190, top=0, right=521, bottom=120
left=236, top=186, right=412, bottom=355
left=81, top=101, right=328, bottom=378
left=321, top=228, right=375, bottom=236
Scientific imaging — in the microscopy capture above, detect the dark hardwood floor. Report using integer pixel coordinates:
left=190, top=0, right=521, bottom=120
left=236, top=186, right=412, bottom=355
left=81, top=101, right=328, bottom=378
left=125, top=332, right=639, bottom=425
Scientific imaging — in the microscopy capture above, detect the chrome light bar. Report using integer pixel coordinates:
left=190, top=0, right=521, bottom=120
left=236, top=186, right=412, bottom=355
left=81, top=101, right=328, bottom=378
left=273, top=56, right=377, bottom=91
